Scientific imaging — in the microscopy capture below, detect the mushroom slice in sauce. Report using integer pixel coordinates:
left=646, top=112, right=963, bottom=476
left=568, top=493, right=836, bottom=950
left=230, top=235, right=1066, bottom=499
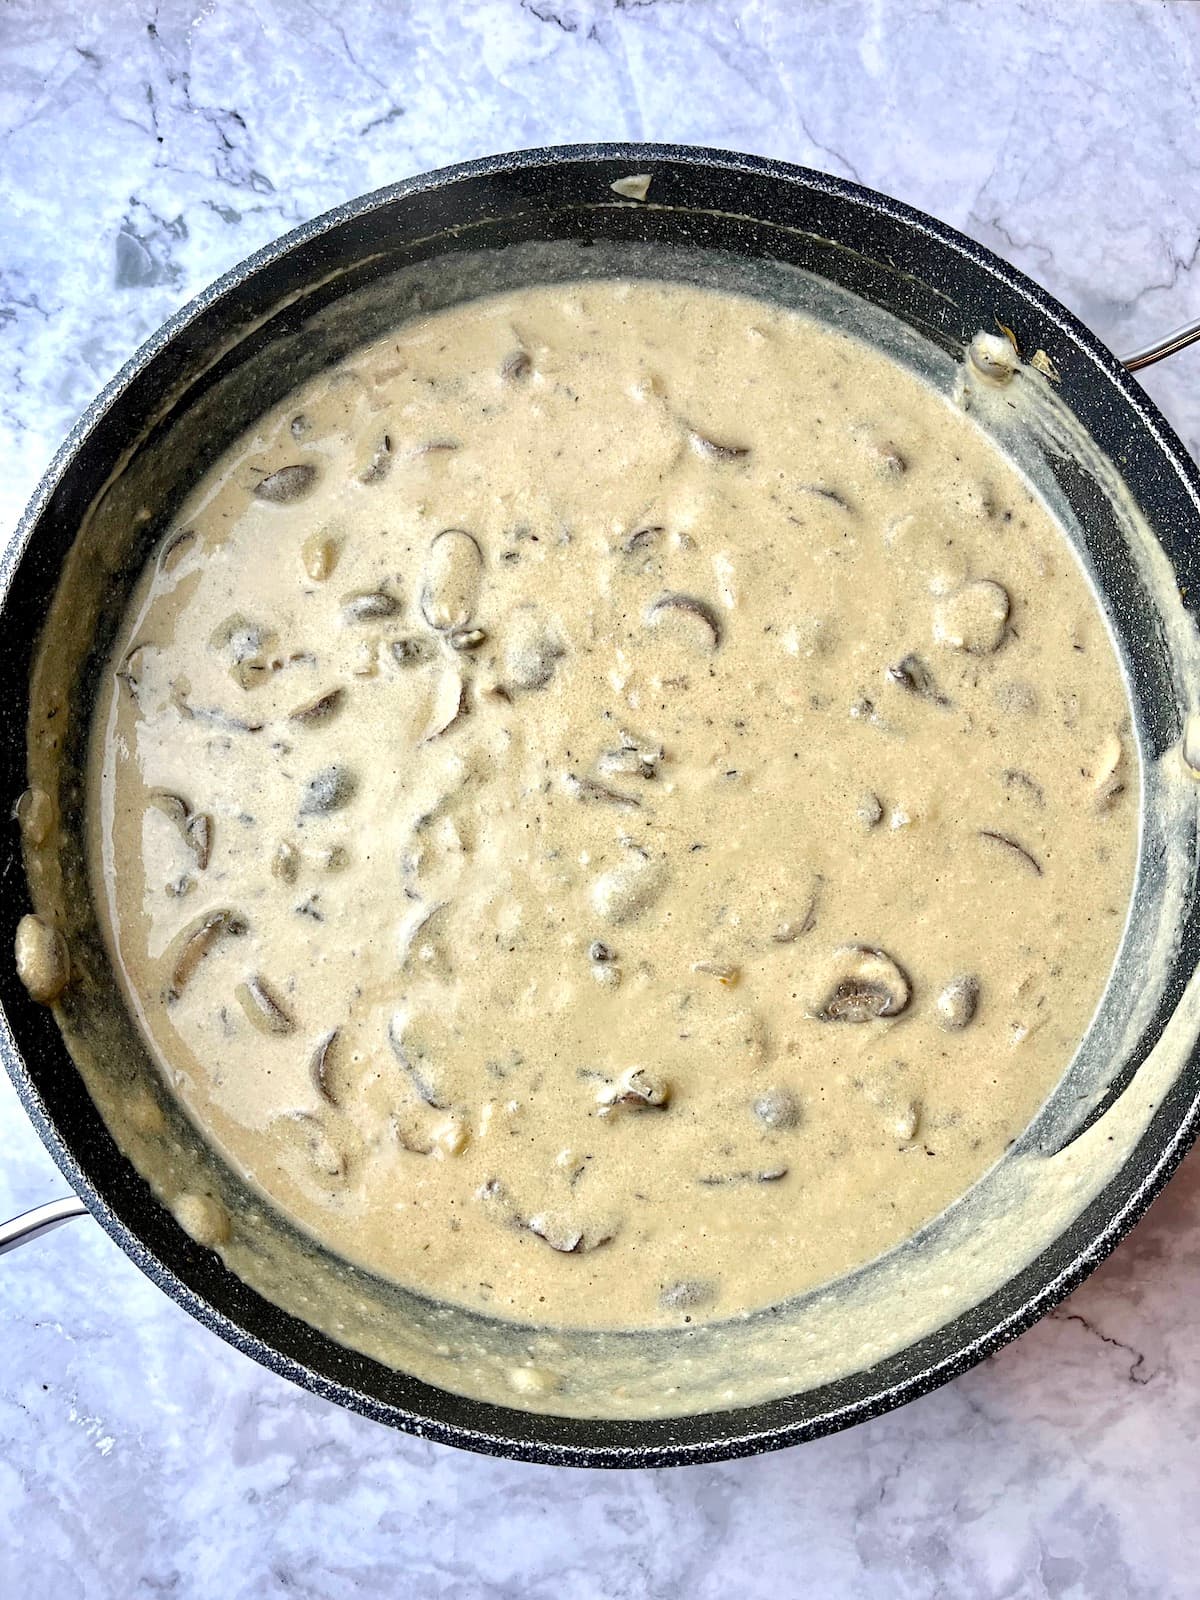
left=645, top=592, right=722, bottom=650
left=116, top=642, right=157, bottom=702
left=420, top=528, right=483, bottom=632
left=289, top=688, right=345, bottom=726
left=687, top=428, right=751, bottom=462
left=299, top=764, right=358, bottom=816
left=356, top=432, right=393, bottom=484
left=167, top=910, right=248, bottom=1001
left=979, top=829, right=1043, bottom=876
left=343, top=590, right=401, bottom=622
left=753, top=1088, right=801, bottom=1130
left=237, top=974, right=296, bottom=1036
left=388, top=1011, right=449, bottom=1109
left=885, top=653, right=950, bottom=707
left=599, top=730, right=664, bottom=781
left=525, top=1212, right=616, bottom=1254
left=564, top=773, right=641, bottom=810
left=309, top=1028, right=341, bottom=1105
left=797, top=483, right=854, bottom=511
left=810, top=945, right=911, bottom=1023
left=501, top=349, right=532, bottom=382
left=697, top=1167, right=789, bottom=1188
left=934, top=580, right=1011, bottom=655
left=660, top=1278, right=717, bottom=1312
left=159, top=527, right=196, bottom=572
left=254, top=464, right=317, bottom=504
left=936, top=975, right=980, bottom=1031
left=421, top=672, right=470, bottom=742
left=596, top=1066, right=671, bottom=1115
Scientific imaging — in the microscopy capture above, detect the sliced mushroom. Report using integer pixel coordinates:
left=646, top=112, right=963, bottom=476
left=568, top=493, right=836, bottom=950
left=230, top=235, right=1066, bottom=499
left=288, top=688, right=345, bottom=726
left=420, top=528, right=483, bottom=632
left=979, top=829, right=1042, bottom=876
left=933, top=580, right=1011, bottom=655
left=524, top=1211, right=616, bottom=1254
left=598, top=733, right=664, bottom=781
left=771, top=879, right=822, bottom=943
left=167, top=910, right=248, bottom=1000
left=697, top=1167, right=789, bottom=1187
left=356, top=431, right=393, bottom=484
left=421, top=671, right=469, bottom=742
left=388, top=1010, right=449, bottom=1109
left=272, top=839, right=301, bottom=884
left=646, top=592, right=722, bottom=650
left=301, top=531, right=339, bottom=583
left=475, top=1179, right=616, bottom=1253
left=309, top=1029, right=340, bottom=1105
left=936, top=975, right=979, bottom=1031
left=209, top=614, right=276, bottom=690
left=116, top=642, right=156, bottom=702
left=797, top=483, right=853, bottom=512
left=173, top=697, right=264, bottom=734
left=622, top=524, right=664, bottom=556
left=299, top=765, right=358, bottom=817
left=753, top=1087, right=800, bottom=1130
left=1090, top=733, right=1127, bottom=811
left=856, top=792, right=884, bottom=830
left=885, top=653, right=950, bottom=707
left=687, top=428, right=750, bottom=462
left=186, top=813, right=212, bottom=872
left=596, top=1066, right=671, bottom=1116
left=563, top=773, right=641, bottom=810
left=449, top=626, right=487, bottom=652
left=504, top=613, right=565, bottom=692
left=659, top=1279, right=717, bottom=1312
left=254, top=464, right=317, bottom=504
left=1001, top=768, right=1045, bottom=807
left=343, top=590, right=401, bottom=623
left=692, top=960, right=740, bottom=986
left=591, top=855, right=668, bottom=925
left=397, top=900, right=452, bottom=979
left=810, top=945, right=911, bottom=1023
left=159, top=526, right=196, bottom=572
left=501, top=349, right=532, bottom=382
left=390, top=636, right=432, bottom=668
left=290, top=1112, right=347, bottom=1179
left=237, top=974, right=296, bottom=1036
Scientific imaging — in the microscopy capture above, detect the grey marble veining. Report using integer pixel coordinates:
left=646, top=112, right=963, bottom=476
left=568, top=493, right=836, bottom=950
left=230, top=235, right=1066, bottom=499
left=2, top=2, right=1200, bottom=1595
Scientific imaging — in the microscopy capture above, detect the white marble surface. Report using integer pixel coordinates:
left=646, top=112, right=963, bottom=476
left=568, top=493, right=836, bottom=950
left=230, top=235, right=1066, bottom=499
left=3, top=1, right=1200, bottom=1594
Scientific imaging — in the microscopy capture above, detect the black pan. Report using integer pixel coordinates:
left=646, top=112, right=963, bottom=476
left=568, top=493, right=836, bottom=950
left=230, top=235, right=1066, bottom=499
left=4, top=144, right=1200, bottom=1467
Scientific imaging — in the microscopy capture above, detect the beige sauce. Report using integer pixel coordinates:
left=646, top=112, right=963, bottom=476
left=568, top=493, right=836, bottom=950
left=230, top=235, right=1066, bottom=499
left=87, top=280, right=1136, bottom=1332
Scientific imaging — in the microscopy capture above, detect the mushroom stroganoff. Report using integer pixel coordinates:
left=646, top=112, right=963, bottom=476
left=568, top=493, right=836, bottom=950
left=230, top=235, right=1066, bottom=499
left=83, top=279, right=1136, bottom=1330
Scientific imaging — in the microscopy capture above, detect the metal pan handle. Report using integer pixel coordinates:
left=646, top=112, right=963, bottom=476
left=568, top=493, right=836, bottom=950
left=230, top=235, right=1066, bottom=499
left=0, top=1195, right=89, bottom=1256
left=1121, top=315, right=1200, bottom=372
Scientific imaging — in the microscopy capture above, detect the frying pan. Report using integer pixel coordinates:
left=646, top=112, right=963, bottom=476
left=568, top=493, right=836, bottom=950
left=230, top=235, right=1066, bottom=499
left=4, top=145, right=1200, bottom=1468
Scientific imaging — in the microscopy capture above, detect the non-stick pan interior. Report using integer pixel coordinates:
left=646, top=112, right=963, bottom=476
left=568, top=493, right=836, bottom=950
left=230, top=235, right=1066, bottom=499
left=6, top=150, right=1200, bottom=1465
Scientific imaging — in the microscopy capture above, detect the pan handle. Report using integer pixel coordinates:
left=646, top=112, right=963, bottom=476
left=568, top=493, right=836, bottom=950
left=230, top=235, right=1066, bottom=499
left=0, top=1194, right=89, bottom=1256
left=1121, top=315, right=1200, bottom=372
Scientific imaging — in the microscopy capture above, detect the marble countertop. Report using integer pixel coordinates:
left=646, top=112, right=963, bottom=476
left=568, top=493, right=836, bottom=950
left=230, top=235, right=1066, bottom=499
left=3, top=1, right=1200, bottom=1595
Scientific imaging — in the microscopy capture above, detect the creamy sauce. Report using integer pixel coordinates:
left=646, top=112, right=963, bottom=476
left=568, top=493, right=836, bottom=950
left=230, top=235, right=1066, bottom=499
left=87, top=280, right=1136, bottom=1333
